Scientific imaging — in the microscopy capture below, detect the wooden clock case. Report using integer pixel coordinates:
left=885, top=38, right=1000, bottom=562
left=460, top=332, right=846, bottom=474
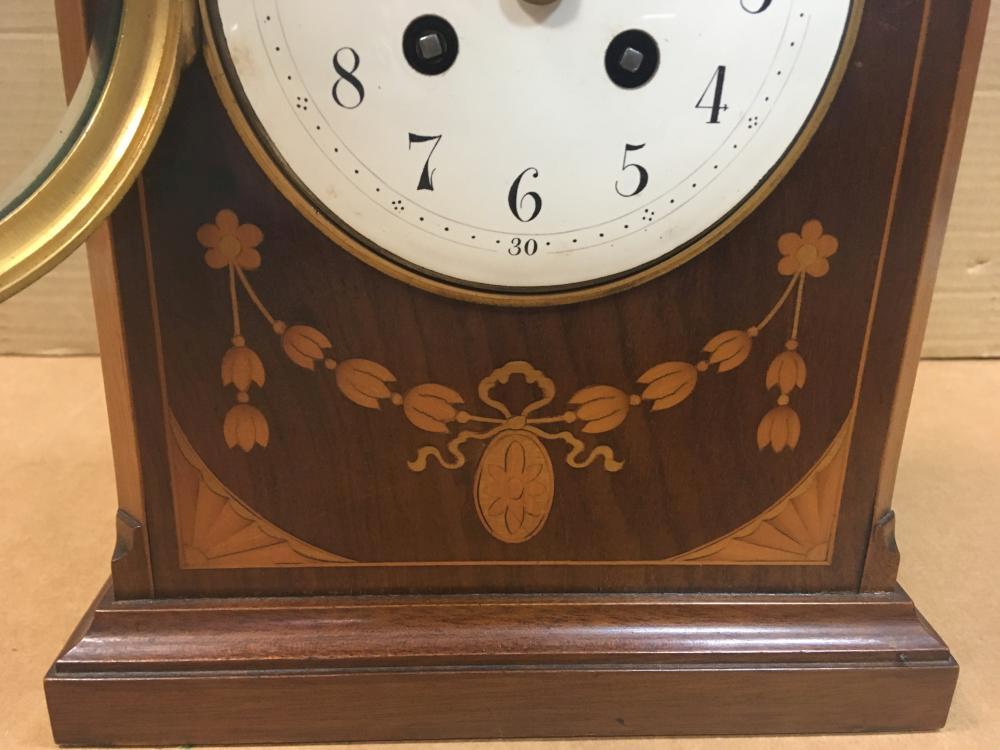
left=40, top=0, right=989, bottom=744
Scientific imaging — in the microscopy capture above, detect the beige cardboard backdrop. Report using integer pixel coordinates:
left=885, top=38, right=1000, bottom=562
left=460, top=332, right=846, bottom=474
left=1, top=3, right=997, bottom=356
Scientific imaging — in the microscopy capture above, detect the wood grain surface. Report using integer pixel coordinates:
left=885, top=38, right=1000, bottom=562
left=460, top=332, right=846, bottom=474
left=3, top=357, right=997, bottom=747
left=1, top=2, right=996, bottom=747
left=0, top=2, right=996, bottom=356
left=45, top=582, right=960, bottom=743
left=70, top=0, right=978, bottom=600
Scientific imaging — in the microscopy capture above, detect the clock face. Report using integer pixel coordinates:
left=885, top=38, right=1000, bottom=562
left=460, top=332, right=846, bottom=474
left=210, top=0, right=857, bottom=297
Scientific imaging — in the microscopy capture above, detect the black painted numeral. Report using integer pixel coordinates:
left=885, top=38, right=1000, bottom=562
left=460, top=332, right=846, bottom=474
left=696, top=66, right=729, bottom=124
left=408, top=133, right=442, bottom=191
left=332, top=47, right=365, bottom=109
left=509, top=238, right=539, bottom=256
left=616, top=143, right=649, bottom=198
left=740, top=0, right=773, bottom=12
left=508, top=168, right=542, bottom=223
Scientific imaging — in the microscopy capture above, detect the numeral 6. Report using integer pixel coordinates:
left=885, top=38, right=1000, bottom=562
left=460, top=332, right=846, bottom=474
left=508, top=168, right=542, bottom=223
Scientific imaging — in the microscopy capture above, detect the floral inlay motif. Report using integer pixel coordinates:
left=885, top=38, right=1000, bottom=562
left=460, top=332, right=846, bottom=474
left=778, top=219, right=839, bottom=278
left=198, top=210, right=837, bottom=542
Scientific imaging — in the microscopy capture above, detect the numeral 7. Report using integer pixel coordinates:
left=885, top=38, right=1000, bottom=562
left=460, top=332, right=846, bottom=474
left=408, top=133, right=443, bottom=191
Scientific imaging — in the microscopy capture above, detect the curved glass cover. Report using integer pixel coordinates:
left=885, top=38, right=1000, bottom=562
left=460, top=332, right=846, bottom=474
left=0, top=1, right=121, bottom=218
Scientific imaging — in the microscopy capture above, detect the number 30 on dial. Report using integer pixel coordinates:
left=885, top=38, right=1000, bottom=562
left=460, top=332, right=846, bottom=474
left=211, top=0, right=858, bottom=298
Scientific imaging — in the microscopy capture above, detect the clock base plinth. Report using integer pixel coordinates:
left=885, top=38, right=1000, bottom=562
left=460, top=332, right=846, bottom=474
left=46, top=583, right=957, bottom=746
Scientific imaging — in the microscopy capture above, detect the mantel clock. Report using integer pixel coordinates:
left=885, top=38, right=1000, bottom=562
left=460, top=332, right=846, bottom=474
left=0, top=0, right=989, bottom=744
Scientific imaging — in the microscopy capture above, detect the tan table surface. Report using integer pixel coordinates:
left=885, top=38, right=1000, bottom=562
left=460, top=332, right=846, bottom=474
left=1, top=356, right=997, bottom=749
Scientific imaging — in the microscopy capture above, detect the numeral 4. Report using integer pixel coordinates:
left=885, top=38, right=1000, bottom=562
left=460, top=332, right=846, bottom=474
left=696, top=65, right=729, bottom=124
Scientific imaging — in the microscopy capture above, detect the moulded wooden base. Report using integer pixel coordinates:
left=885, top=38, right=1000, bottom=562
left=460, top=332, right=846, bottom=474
left=45, top=583, right=957, bottom=746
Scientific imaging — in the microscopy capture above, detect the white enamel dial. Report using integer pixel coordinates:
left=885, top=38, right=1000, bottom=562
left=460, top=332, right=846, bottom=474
left=212, top=0, right=855, bottom=294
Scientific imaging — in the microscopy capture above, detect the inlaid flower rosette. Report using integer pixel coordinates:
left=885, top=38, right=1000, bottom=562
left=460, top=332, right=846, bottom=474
left=175, top=209, right=848, bottom=555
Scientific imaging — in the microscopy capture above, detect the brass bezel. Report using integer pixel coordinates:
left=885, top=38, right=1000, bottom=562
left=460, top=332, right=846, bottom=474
left=0, top=0, right=194, bottom=302
left=202, top=1, right=864, bottom=308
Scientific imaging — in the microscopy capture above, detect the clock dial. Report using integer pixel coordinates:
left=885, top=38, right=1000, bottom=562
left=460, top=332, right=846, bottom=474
left=211, top=0, right=857, bottom=295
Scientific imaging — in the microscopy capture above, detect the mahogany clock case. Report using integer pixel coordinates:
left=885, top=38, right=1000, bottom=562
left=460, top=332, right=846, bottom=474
left=43, top=0, right=989, bottom=745
left=80, top=0, right=971, bottom=597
